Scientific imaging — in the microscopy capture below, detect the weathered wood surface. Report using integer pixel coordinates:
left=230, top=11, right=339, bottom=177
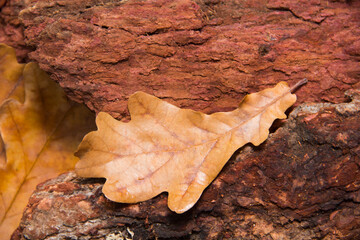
left=0, top=0, right=29, bottom=61
left=17, top=0, right=360, bottom=119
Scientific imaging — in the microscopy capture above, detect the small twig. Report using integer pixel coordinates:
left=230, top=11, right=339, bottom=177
left=290, top=78, right=308, bottom=93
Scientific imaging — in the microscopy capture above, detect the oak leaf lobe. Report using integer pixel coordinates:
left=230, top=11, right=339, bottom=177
left=0, top=44, right=24, bottom=110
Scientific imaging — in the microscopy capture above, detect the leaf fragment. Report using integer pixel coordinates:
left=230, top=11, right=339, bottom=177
left=0, top=44, right=24, bottom=110
left=0, top=45, right=96, bottom=239
left=76, top=81, right=298, bottom=213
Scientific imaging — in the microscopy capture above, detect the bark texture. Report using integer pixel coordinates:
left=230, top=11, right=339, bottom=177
left=12, top=89, right=360, bottom=240
left=18, top=0, right=360, bottom=119
left=0, top=0, right=30, bottom=61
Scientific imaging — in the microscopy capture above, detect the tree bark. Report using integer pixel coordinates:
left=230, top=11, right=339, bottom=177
left=18, top=0, right=360, bottom=119
left=0, top=0, right=30, bottom=61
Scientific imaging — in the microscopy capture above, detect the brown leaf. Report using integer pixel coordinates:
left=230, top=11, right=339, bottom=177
left=0, top=44, right=25, bottom=109
left=0, top=45, right=96, bottom=239
left=76, top=81, right=300, bottom=213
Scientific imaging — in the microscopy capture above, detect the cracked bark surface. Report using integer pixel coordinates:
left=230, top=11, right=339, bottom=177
left=0, top=0, right=30, bottom=61
left=12, top=89, right=360, bottom=239
left=18, top=0, right=360, bottom=119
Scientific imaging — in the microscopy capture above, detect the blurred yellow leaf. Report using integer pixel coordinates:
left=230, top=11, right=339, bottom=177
left=76, top=81, right=302, bottom=214
left=0, top=44, right=24, bottom=109
left=0, top=44, right=96, bottom=239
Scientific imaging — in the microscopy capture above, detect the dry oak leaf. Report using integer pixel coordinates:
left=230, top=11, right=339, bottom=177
left=76, top=81, right=304, bottom=213
left=0, top=45, right=96, bottom=239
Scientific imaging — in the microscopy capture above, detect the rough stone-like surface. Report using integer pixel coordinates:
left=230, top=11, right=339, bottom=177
left=12, top=90, right=360, bottom=239
left=18, top=0, right=360, bottom=119
left=0, top=0, right=30, bottom=61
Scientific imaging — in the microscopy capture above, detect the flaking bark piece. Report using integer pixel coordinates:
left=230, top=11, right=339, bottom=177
left=75, top=81, right=297, bottom=213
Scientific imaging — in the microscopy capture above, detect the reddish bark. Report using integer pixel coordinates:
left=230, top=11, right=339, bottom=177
left=0, top=0, right=30, bottom=61
left=18, top=0, right=360, bottom=119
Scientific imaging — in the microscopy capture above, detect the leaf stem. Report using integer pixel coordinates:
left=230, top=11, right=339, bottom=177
left=290, top=78, right=308, bottom=93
